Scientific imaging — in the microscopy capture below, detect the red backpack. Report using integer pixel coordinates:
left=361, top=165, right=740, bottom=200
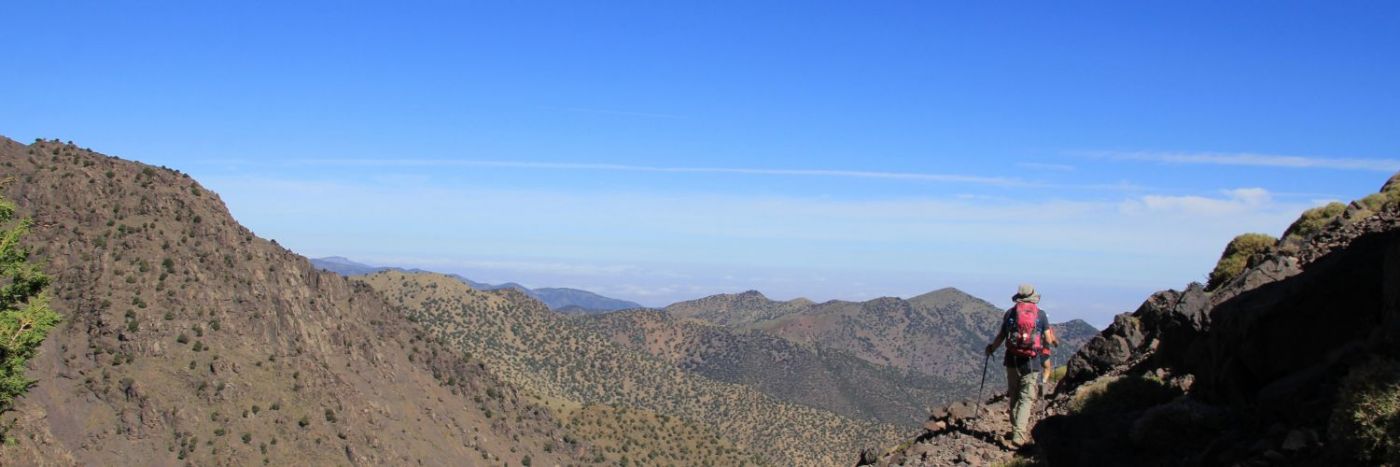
left=1005, top=302, right=1042, bottom=358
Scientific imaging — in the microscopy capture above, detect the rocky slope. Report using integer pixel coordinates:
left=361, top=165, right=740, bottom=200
left=0, top=137, right=702, bottom=466
left=667, top=288, right=1097, bottom=392
left=358, top=270, right=903, bottom=466
left=865, top=172, right=1400, bottom=466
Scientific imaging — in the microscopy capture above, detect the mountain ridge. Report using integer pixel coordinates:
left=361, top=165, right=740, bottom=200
left=665, top=286, right=1099, bottom=385
left=310, top=256, right=643, bottom=313
left=358, top=269, right=903, bottom=465
left=0, top=137, right=603, bottom=466
left=574, top=308, right=971, bottom=426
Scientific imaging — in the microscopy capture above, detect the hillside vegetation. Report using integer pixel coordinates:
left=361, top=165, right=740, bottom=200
left=576, top=309, right=965, bottom=426
left=0, top=137, right=672, bottom=466
left=359, top=270, right=904, bottom=465
left=0, top=187, right=61, bottom=421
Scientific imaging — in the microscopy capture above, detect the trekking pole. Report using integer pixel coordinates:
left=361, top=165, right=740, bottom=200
left=975, top=353, right=990, bottom=416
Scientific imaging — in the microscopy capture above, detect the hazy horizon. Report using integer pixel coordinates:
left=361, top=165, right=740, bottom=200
left=6, top=2, right=1398, bottom=328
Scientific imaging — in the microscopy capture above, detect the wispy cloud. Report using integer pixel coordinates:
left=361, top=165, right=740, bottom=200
left=1090, top=150, right=1400, bottom=172
left=209, top=174, right=1322, bottom=326
left=1121, top=187, right=1275, bottom=217
left=285, top=159, right=1027, bottom=186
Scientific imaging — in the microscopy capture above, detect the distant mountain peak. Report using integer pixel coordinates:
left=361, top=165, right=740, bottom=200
left=786, top=297, right=815, bottom=307
left=910, top=287, right=974, bottom=302
left=735, top=290, right=770, bottom=300
left=310, top=257, right=641, bottom=312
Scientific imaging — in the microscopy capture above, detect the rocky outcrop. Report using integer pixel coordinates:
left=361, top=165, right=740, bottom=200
left=1041, top=173, right=1400, bottom=466
left=868, top=171, right=1400, bottom=466
left=858, top=398, right=1022, bottom=467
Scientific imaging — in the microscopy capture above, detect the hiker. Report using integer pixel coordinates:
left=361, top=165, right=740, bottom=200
left=984, top=283, right=1052, bottom=447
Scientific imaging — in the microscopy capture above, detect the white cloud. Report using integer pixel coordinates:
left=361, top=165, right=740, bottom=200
left=1123, top=187, right=1273, bottom=217
left=206, top=175, right=1322, bottom=324
left=1093, top=150, right=1400, bottom=172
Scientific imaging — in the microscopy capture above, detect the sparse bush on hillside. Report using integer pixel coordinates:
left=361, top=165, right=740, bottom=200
left=1283, top=202, right=1346, bottom=242
left=0, top=191, right=62, bottom=424
left=1207, top=233, right=1277, bottom=291
left=1344, top=176, right=1400, bottom=221
left=1329, top=358, right=1400, bottom=464
left=1355, top=191, right=1400, bottom=215
left=1049, top=365, right=1067, bottom=383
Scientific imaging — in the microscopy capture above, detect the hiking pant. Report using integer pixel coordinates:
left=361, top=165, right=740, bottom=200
left=1006, top=365, right=1039, bottom=443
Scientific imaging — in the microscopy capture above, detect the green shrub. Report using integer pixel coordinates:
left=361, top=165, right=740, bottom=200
left=1329, top=358, right=1400, bottom=464
left=1349, top=179, right=1400, bottom=220
left=1050, top=365, right=1067, bottom=383
left=1207, top=233, right=1277, bottom=290
left=1283, top=202, right=1346, bottom=241
left=0, top=192, right=61, bottom=422
left=1356, top=191, right=1399, bottom=213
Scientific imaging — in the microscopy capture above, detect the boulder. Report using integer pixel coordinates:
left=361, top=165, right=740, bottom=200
left=946, top=401, right=975, bottom=422
left=1062, top=311, right=1146, bottom=386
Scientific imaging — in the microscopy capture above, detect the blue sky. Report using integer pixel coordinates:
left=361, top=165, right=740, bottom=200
left=5, top=2, right=1399, bottom=327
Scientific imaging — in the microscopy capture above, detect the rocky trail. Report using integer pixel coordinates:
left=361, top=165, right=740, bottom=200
left=863, top=390, right=1062, bottom=466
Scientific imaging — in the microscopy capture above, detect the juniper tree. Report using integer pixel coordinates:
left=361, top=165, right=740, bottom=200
left=0, top=189, right=60, bottom=418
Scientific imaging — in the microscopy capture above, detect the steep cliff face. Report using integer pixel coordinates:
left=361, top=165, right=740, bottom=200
left=0, top=138, right=586, bottom=466
left=866, top=171, right=1400, bottom=466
